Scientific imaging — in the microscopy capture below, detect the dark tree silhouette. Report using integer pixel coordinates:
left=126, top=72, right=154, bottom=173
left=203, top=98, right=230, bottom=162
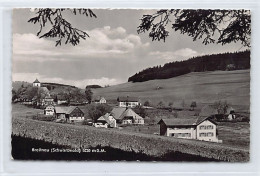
left=137, top=9, right=251, bottom=47
left=85, top=87, right=93, bottom=104
left=28, top=8, right=97, bottom=46
left=190, top=101, right=197, bottom=111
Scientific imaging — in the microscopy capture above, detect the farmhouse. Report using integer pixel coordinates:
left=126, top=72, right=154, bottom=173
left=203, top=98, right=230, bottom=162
left=44, top=105, right=55, bottom=116
left=44, top=95, right=55, bottom=106
left=93, top=96, right=106, bottom=104
left=158, top=117, right=221, bottom=143
left=117, top=96, right=140, bottom=108
left=33, top=78, right=41, bottom=87
left=55, top=106, right=84, bottom=122
left=96, top=113, right=117, bottom=128
left=110, top=107, right=144, bottom=125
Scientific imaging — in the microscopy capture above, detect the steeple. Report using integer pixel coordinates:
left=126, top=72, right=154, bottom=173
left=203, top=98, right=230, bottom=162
left=33, top=78, right=41, bottom=87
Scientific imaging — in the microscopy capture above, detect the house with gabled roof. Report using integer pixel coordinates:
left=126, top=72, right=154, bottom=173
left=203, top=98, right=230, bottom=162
left=44, top=105, right=55, bottom=116
left=55, top=106, right=84, bottom=122
left=96, top=113, right=117, bottom=128
left=117, top=96, right=140, bottom=108
left=94, top=96, right=106, bottom=104
left=110, top=107, right=144, bottom=125
left=158, top=116, right=221, bottom=143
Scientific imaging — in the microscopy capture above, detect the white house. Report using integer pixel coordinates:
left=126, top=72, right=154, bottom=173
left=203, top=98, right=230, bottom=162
left=96, top=113, right=117, bottom=128
left=33, top=78, right=41, bottom=87
left=117, top=96, right=140, bottom=108
left=94, top=96, right=106, bottom=104
left=158, top=117, right=221, bottom=143
left=44, top=105, right=55, bottom=116
left=110, top=107, right=144, bottom=125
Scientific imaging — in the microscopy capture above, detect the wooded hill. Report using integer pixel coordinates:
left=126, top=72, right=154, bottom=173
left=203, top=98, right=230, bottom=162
left=128, top=50, right=250, bottom=83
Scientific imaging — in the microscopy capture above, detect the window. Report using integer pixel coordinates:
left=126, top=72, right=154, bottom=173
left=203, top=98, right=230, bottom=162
left=200, top=126, right=205, bottom=130
left=207, top=132, right=214, bottom=137
left=207, top=125, right=213, bottom=129
left=199, top=133, right=206, bottom=137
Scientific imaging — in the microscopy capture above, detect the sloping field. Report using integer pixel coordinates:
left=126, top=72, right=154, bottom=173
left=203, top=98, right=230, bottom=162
left=93, top=70, right=250, bottom=111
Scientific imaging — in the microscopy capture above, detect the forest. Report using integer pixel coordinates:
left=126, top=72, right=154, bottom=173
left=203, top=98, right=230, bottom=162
left=128, top=50, right=250, bottom=83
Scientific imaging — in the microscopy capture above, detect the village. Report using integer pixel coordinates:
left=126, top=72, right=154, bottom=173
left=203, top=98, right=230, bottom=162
left=11, top=78, right=251, bottom=145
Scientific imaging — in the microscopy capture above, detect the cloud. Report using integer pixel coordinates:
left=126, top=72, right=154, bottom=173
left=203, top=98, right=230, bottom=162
left=12, top=72, right=121, bottom=88
left=149, top=48, right=203, bottom=61
left=13, top=26, right=150, bottom=62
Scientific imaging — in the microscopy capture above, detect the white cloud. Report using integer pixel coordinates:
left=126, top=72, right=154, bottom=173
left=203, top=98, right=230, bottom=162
left=149, top=48, right=203, bottom=61
left=13, top=26, right=149, bottom=62
left=12, top=72, right=122, bottom=88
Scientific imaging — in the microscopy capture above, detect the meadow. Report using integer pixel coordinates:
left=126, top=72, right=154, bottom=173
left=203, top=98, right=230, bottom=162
left=93, top=69, right=250, bottom=112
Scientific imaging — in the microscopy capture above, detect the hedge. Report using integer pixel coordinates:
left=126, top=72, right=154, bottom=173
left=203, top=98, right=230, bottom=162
left=12, top=117, right=249, bottom=162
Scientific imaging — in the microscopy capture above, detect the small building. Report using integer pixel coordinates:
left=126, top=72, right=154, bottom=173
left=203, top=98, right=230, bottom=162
left=94, top=96, right=106, bottom=104
left=158, top=117, right=221, bottom=143
left=55, top=106, right=84, bottom=122
left=44, top=105, right=55, bottom=116
left=33, top=78, right=41, bottom=87
left=117, top=96, right=140, bottom=108
left=57, top=95, right=68, bottom=105
left=110, top=107, right=144, bottom=125
left=44, top=95, right=54, bottom=106
left=96, top=113, right=117, bottom=128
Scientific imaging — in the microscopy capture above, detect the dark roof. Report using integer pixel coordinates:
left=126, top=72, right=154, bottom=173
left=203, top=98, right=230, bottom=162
left=33, top=78, right=40, bottom=83
left=158, top=116, right=216, bottom=126
left=111, top=107, right=127, bottom=120
left=55, top=106, right=83, bottom=115
left=110, top=107, right=143, bottom=120
left=117, top=96, right=139, bottom=102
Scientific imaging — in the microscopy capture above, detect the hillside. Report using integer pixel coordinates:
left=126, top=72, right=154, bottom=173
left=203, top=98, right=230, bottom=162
left=93, top=69, right=250, bottom=111
left=128, top=50, right=250, bottom=82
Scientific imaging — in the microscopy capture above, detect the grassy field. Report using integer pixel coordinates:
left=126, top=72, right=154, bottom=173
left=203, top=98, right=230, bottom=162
left=12, top=103, right=250, bottom=150
left=93, top=69, right=250, bottom=112
left=120, top=122, right=250, bottom=150
left=12, top=103, right=43, bottom=119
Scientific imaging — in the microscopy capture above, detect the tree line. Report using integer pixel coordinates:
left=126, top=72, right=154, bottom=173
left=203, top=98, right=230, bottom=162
left=128, top=50, right=250, bottom=83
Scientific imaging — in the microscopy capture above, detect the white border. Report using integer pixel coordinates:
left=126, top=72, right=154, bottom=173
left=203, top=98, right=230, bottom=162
left=1, top=0, right=260, bottom=175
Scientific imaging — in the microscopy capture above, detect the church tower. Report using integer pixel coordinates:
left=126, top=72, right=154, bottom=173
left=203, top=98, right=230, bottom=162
left=33, top=78, right=41, bottom=87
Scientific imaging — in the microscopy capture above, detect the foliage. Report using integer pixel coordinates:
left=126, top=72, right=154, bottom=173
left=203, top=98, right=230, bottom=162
left=134, top=106, right=147, bottom=118
left=86, top=85, right=102, bottom=89
left=213, top=100, right=230, bottom=114
left=190, top=101, right=197, bottom=111
left=28, top=8, right=97, bottom=46
left=144, top=100, right=151, bottom=106
left=85, top=87, right=93, bottom=104
left=137, top=9, right=251, bottom=47
left=157, top=101, right=165, bottom=109
left=87, top=104, right=112, bottom=122
left=128, top=50, right=250, bottom=82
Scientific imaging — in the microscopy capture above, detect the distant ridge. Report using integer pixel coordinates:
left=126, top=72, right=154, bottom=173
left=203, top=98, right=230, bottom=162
left=128, top=50, right=250, bottom=83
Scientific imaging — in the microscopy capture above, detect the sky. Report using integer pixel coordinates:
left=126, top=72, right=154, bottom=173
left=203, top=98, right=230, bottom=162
left=12, top=9, right=248, bottom=88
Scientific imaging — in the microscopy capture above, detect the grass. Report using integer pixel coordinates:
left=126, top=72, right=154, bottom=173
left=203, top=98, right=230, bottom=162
left=93, top=70, right=250, bottom=112
left=12, top=103, right=250, bottom=150
left=119, top=121, right=250, bottom=150
left=12, top=117, right=249, bottom=162
left=12, top=103, right=42, bottom=119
